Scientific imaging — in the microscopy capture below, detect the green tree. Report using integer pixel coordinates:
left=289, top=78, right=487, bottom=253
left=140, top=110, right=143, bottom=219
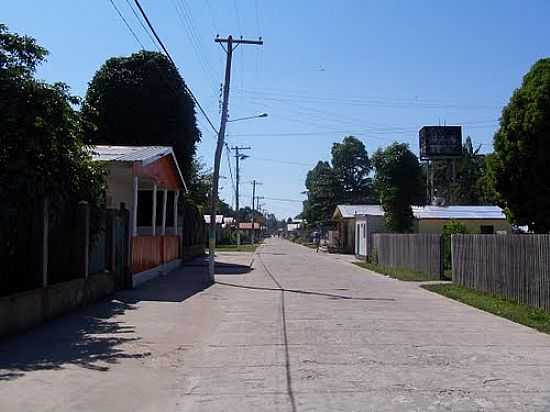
left=331, top=136, right=373, bottom=203
left=431, top=137, right=494, bottom=205
left=490, top=58, right=550, bottom=232
left=0, top=24, right=105, bottom=215
left=82, top=50, right=200, bottom=183
left=303, top=161, right=340, bottom=228
left=372, top=143, right=425, bottom=232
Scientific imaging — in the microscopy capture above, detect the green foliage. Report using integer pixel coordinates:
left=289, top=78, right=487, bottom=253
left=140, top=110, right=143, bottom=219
left=0, top=24, right=105, bottom=218
left=431, top=137, right=496, bottom=205
left=442, top=220, right=468, bottom=270
left=442, top=219, right=468, bottom=236
left=0, top=23, right=48, bottom=79
left=423, top=284, right=550, bottom=334
left=303, top=161, right=339, bottom=229
left=82, top=50, right=201, bottom=184
left=372, top=143, right=425, bottom=232
left=331, top=136, right=373, bottom=203
left=303, top=136, right=376, bottom=228
left=490, top=58, right=550, bottom=232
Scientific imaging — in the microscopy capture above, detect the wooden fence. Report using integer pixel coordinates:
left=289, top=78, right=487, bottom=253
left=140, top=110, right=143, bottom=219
left=372, top=234, right=443, bottom=279
left=452, top=234, right=550, bottom=311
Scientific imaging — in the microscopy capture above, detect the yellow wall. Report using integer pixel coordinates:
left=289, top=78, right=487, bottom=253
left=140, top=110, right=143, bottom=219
left=417, top=219, right=512, bottom=234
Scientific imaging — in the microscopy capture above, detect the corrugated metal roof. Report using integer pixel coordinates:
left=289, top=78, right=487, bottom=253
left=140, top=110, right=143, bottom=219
left=336, top=205, right=385, bottom=218
left=91, top=145, right=188, bottom=193
left=336, top=204, right=506, bottom=220
left=90, top=145, right=172, bottom=163
left=412, top=205, right=506, bottom=220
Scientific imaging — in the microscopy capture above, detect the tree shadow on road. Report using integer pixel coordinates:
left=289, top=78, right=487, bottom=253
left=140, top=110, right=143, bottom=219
left=0, top=258, right=219, bottom=381
left=0, top=299, right=142, bottom=381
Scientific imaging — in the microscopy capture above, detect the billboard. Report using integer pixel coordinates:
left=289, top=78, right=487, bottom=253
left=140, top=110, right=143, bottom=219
left=419, top=126, right=462, bottom=160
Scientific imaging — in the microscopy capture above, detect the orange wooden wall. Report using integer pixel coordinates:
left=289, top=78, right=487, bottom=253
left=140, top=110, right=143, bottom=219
left=131, top=235, right=180, bottom=273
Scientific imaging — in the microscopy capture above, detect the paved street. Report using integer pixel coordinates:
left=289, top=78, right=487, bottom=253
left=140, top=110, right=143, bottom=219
left=1, top=237, right=550, bottom=411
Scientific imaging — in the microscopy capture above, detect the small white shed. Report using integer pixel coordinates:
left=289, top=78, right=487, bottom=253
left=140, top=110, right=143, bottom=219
left=354, top=207, right=389, bottom=258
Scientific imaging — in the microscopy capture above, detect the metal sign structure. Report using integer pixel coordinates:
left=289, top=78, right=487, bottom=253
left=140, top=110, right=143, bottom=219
left=419, top=126, right=463, bottom=160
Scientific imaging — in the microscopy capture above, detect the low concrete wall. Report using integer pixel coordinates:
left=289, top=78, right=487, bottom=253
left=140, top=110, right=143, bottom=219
left=0, top=273, right=115, bottom=338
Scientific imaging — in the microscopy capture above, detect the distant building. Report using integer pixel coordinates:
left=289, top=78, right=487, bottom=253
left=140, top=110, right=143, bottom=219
left=332, top=204, right=512, bottom=257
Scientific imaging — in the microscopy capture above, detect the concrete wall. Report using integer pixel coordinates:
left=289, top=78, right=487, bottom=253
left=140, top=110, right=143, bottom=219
left=0, top=273, right=115, bottom=338
left=417, top=219, right=512, bottom=234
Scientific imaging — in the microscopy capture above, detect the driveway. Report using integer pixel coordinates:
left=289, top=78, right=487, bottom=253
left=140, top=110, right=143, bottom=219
left=1, top=239, right=549, bottom=411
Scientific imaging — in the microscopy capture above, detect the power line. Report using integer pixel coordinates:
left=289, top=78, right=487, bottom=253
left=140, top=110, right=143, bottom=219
left=249, top=156, right=311, bottom=167
left=123, top=0, right=160, bottom=51
left=109, top=0, right=145, bottom=49
left=253, top=196, right=305, bottom=203
left=224, top=143, right=236, bottom=194
left=132, top=0, right=219, bottom=135
left=172, top=0, right=217, bottom=86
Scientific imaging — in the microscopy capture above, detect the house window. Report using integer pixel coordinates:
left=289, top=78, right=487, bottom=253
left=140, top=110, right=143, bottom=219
left=480, top=225, right=494, bottom=234
left=137, top=190, right=176, bottom=227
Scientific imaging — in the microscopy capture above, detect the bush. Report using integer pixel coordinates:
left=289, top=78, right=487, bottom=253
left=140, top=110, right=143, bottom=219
left=442, top=220, right=468, bottom=271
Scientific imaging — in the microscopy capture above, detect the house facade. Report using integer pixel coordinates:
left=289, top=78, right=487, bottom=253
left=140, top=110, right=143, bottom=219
left=333, top=204, right=512, bottom=258
left=92, top=145, right=187, bottom=286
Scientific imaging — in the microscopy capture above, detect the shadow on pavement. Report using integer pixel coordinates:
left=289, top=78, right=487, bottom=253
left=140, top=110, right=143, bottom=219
left=0, top=257, right=220, bottom=381
left=215, top=281, right=395, bottom=301
left=180, top=256, right=253, bottom=276
left=0, top=299, right=141, bottom=382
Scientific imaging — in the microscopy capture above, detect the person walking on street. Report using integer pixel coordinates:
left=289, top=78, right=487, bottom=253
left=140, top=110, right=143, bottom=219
left=312, top=231, right=320, bottom=253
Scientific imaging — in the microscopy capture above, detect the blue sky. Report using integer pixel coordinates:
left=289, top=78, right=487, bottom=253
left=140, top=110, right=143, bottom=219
left=4, top=1, right=550, bottom=218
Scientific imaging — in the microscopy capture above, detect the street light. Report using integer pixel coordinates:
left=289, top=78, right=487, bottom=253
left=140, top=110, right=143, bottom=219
left=227, top=112, right=268, bottom=123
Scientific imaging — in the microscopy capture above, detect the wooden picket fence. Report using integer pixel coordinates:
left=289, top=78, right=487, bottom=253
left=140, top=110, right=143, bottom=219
left=372, top=234, right=443, bottom=279
left=452, top=234, right=550, bottom=311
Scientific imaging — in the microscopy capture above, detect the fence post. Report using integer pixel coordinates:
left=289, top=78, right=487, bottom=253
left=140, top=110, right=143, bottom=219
left=78, top=201, right=90, bottom=279
left=41, top=198, right=49, bottom=288
left=105, top=209, right=116, bottom=274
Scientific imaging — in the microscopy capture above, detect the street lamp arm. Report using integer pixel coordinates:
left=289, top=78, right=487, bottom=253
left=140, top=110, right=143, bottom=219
left=227, top=112, right=268, bottom=123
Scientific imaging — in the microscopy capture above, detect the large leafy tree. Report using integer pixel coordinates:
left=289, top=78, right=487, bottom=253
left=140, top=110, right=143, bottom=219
left=372, top=143, right=425, bottom=232
left=1, top=25, right=105, bottom=289
left=82, top=51, right=201, bottom=183
left=303, top=161, right=340, bottom=228
left=0, top=24, right=104, bottom=214
left=490, top=58, right=550, bottom=232
left=331, top=136, right=374, bottom=203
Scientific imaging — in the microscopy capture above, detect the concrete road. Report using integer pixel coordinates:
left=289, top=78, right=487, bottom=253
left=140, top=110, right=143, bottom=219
left=1, top=238, right=550, bottom=411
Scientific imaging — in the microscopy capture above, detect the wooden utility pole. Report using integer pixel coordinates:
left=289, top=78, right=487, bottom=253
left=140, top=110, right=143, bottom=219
left=250, top=181, right=263, bottom=245
left=232, top=145, right=251, bottom=247
left=208, top=35, right=263, bottom=282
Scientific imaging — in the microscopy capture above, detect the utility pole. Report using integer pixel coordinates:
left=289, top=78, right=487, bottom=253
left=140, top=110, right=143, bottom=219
left=232, top=145, right=251, bottom=246
left=208, top=35, right=262, bottom=282
left=253, top=195, right=264, bottom=242
left=250, top=180, right=262, bottom=245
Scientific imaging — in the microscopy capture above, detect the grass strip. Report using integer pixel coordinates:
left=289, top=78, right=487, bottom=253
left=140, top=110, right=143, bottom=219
left=352, top=261, right=433, bottom=281
left=215, top=244, right=259, bottom=252
left=422, top=283, right=550, bottom=334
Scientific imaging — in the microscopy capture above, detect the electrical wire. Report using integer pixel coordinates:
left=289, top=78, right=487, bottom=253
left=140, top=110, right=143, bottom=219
left=250, top=196, right=305, bottom=203
left=109, top=0, right=145, bottom=49
left=132, top=0, right=219, bottom=135
left=172, top=0, right=217, bottom=86
left=123, top=0, right=160, bottom=51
